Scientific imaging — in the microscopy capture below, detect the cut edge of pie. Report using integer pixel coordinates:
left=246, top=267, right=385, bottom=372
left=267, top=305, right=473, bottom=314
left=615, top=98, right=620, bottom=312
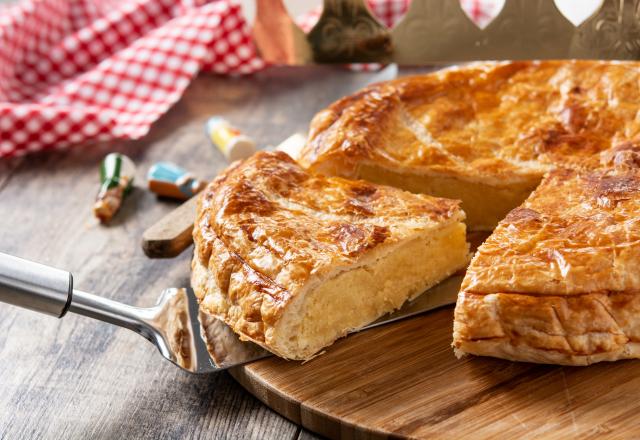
left=453, top=166, right=640, bottom=366
left=191, top=151, right=470, bottom=361
left=297, top=60, right=640, bottom=231
left=453, top=291, right=640, bottom=366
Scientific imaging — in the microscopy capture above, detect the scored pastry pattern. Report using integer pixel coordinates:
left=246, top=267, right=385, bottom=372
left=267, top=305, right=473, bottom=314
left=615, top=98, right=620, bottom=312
left=298, top=60, right=640, bottom=365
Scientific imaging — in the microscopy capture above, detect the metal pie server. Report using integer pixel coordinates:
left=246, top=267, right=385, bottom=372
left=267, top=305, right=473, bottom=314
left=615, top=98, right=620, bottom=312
left=0, top=251, right=462, bottom=374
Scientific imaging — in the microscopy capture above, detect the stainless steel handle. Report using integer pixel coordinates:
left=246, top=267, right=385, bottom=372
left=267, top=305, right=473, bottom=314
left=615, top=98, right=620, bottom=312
left=0, top=252, right=203, bottom=371
left=0, top=252, right=73, bottom=317
left=0, top=252, right=163, bottom=346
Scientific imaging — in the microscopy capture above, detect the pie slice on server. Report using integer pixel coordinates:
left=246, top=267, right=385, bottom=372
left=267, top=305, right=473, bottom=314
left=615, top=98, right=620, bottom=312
left=191, top=151, right=470, bottom=361
left=453, top=164, right=640, bottom=365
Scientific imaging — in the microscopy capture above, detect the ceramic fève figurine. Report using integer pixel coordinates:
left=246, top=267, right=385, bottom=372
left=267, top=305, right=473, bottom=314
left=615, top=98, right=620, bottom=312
left=205, top=116, right=256, bottom=162
left=147, top=161, right=206, bottom=201
left=93, top=153, right=135, bottom=223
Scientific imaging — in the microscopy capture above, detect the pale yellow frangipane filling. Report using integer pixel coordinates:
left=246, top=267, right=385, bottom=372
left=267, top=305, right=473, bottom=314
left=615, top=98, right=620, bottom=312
left=358, top=164, right=540, bottom=231
left=269, top=222, right=469, bottom=359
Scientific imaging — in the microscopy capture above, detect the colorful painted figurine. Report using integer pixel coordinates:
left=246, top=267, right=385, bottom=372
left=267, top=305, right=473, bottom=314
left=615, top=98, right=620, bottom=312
left=147, top=161, right=207, bottom=200
left=205, top=116, right=256, bottom=162
left=93, top=153, right=135, bottom=223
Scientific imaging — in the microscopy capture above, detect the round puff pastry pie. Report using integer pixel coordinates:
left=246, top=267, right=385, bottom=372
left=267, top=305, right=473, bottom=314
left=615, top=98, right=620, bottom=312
left=453, top=166, right=640, bottom=365
left=295, top=59, right=640, bottom=366
left=297, top=60, right=640, bottom=231
left=191, top=151, right=469, bottom=361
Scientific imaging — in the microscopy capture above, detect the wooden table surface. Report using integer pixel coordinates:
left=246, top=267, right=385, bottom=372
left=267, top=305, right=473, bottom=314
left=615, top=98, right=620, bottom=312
left=0, top=65, right=419, bottom=439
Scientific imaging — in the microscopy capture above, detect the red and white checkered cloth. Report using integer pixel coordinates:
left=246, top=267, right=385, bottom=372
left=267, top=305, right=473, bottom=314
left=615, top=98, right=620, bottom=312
left=0, top=0, right=496, bottom=158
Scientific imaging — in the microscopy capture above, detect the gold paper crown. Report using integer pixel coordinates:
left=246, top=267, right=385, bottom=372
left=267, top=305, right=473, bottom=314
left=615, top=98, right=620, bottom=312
left=253, top=0, right=640, bottom=64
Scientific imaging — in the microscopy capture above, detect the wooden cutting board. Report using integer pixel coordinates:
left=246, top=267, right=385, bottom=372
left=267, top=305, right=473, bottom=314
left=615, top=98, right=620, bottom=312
left=142, top=185, right=639, bottom=439
left=230, top=307, right=640, bottom=439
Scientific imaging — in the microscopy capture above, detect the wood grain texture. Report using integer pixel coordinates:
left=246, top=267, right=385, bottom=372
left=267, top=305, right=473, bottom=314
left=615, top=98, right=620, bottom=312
left=142, top=195, right=198, bottom=258
left=0, top=65, right=405, bottom=440
left=231, top=305, right=640, bottom=439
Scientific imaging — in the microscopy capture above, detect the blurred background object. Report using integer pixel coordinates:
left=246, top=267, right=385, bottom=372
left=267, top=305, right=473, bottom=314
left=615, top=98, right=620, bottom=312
left=0, top=0, right=632, bottom=160
left=238, top=0, right=604, bottom=27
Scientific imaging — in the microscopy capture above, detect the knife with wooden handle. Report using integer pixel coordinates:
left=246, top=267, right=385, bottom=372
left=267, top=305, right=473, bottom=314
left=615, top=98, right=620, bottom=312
left=142, top=196, right=199, bottom=259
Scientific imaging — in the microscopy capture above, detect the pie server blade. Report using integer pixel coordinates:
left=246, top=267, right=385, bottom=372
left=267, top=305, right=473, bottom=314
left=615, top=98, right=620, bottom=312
left=0, top=252, right=461, bottom=374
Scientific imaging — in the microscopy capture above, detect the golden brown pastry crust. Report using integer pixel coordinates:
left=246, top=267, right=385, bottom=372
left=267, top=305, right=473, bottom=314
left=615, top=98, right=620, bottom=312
left=298, top=59, right=640, bottom=364
left=192, top=151, right=464, bottom=356
left=453, top=167, right=640, bottom=365
left=299, top=60, right=640, bottom=186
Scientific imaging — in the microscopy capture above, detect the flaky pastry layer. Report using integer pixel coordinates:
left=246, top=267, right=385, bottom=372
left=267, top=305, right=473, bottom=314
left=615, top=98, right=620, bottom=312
left=453, top=167, right=640, bottom=365
left=298, top=60, right=640, bottom=229
left=192, top=151, right=469, bottom=360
